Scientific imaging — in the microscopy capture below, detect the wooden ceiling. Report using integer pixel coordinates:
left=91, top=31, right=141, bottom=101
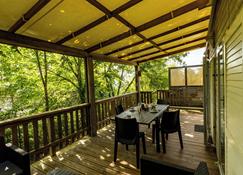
left=0, top=0, right=211, bottom=64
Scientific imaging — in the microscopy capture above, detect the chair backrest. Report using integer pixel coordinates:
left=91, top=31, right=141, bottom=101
left=161, top=110, right=180, bottom=133
left=115, top=104, right=124, bottom=115
left=0, top=136, right=6, bottom=162
left=194, top=162, right=209, bottom=175
left=157, top=99, right=167, bottom=104
left=115, top=117, right=138, bottom=144
left=0, top=136, right=5, bottom=148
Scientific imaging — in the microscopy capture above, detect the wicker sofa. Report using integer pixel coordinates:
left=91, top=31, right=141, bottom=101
left=0, top=136, right=30, bottom=175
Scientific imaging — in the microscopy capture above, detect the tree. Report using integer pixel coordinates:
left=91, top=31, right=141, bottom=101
left=52, top=55, right=86, bottom=103
left=94, top=61, right=135, bottom=99
left=35, top=50, right=49, bottom=111
left=140, top=53, right=186, bottom=91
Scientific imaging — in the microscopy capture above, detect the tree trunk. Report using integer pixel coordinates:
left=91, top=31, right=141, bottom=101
left=35, top=50, right=49, bottom=111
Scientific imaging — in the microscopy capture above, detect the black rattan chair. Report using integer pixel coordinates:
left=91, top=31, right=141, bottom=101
left=0, top=136, right=30, bottom=175
left=115, top=104, right=124, bottom=115
left=114, top=117, right=146, bottom=168
left=157, top=99, right=167, bottom=104
left=160, top=110, right=183, bottom=153
left=151, top=100, right=169, bottom=143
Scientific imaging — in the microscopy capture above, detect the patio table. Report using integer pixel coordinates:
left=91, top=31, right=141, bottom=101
left=115, top=104, right=169, bottom=153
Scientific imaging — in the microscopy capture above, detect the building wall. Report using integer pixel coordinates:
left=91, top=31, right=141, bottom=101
left=223, top=8, right=243, bottom=175
left=213, top=0, right=242, bottom=44
left=207, top=1, right=243, bottom=174
left=209, top=59, right=216, bottom=143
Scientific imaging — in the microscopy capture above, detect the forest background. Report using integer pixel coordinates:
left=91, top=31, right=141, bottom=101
left=0, top=44, right=185, bottom=121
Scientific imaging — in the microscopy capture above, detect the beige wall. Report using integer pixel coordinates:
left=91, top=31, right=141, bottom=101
left=223, top=7, right=243, bottom=175
left=209, top=59, right=216, bottom=143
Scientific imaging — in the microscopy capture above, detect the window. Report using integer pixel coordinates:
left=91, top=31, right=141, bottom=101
left=187, top=67, right=203, bottom=86
left=170, top=68, right=185, bottom=86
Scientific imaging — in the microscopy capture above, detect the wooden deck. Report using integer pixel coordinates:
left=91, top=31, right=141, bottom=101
left=31, top=110, right=219, bottom=175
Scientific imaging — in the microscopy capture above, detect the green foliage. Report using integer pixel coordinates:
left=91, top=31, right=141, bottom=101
left=0, top=43, right=187, bottom=121
left=94, top=61, right=135, bottom=99
left=0, top=44, right=86, bottom=120
left=140, top=53, right=186, bottom=91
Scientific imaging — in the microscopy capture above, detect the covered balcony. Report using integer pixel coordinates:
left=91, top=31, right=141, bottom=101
left=0, top=0, right=242, bottom=175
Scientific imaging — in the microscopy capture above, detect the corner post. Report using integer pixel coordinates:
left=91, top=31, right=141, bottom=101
left=135, top=65, right=141, bottom=104
left=85, top=57, right=97, bottom=137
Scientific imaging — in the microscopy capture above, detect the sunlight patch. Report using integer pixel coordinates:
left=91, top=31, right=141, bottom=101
left=47, top=156, right=53, bottom=162
left=76, top=154, right=83, bottom=161
left=100, top=155, right=105, bottom=160
left=185, top=133, right=194, bottom=138
left=120, top=160, right=128, bottom=165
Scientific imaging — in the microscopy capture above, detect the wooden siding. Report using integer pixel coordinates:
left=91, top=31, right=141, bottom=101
left=214, top=0, right=243, bottom=44
left=31, top=110, right=219, bottom=175
left=224, top=7, right=243, bottom=175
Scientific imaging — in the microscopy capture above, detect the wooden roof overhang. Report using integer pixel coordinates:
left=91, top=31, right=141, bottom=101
left=0, top=0, right=212, bottom=65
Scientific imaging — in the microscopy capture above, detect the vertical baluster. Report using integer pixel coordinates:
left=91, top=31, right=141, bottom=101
left=85, top=106, right=90, bottom=135
left=81, top=108, right=85, bottom=136
left=42, top=118, right=49, bottom=156
left=0, top=127, right=4, bottom=136
left=33, top=120, right=40, bottom=160
left=57, top=114, right=63, bottom=148
left=128, top=95, right=132, bottom=108
left=70, top=111, right=75, bottom=142
left=75, top=110, right=80, bottom=138
left=64, top=113, right=69, bottom=146
left=142, top=92, right=145, bottom=103
left=11, top=125, right=18, bottom=146
left=103, top=102, right=106, bottom=126
left=101, top=103, right=104, bottom=128
left=49, top=117, right=56, bottom=156
left=23, top=122, right=29, bottom=152
left=97, top=104, right=101, bottom=127
left=108, top=101, right=111, bottom=120
left=126, top=96, right=129, bottom=108
left=111, top=100, right=115, bottom=117
left=105, top=102, right=109, bottom=125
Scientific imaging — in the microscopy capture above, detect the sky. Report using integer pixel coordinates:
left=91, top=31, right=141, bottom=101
left=167, top=47, right=205, bottom=66
left=182, top=47, right=205, bottom=65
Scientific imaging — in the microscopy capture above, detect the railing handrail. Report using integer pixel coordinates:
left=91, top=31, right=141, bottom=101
left=0, top=103, right=90, bottom=127
left=140, top=90, right=153, bottom=93
left=95, top=92, right=138, bottom=104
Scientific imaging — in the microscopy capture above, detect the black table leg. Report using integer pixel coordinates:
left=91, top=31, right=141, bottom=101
left=155, top=118, right=160, bottom=152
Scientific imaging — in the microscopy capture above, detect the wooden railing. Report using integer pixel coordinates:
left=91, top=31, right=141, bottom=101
left=140, top=91, right=153, bottom=104
left=0, top=89, right=203, bottom=163
left=157, top=88, right=203, bottom=107
left=95, top=92, right=138, bottom=129
left=0, top=103, right=90, bottom=161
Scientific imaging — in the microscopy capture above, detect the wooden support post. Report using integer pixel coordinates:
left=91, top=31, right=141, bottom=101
left=135, top=65, right=141, bottom=104
left=85, top=57, right=97, bottom=137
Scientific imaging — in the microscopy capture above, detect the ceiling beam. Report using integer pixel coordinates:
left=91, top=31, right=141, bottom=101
left=8, top=0, right=50, bottom=33
left=0, top=30, right=136, bottom=65
left=105, top=15, right=210, bottom=55
left=137, top=43, right=206, bottom=63
left=121, top=28, right=208, bottom=59
left=87, top=0, right=162, bottom=52
left=85, top=0, right=209, bottom=52
left=129, top=37, right=206, bottom=61
left=56, top=0, right=142, bottom=44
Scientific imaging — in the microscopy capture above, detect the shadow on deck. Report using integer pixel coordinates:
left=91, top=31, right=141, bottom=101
left=31, top=110, right=219, bottom=175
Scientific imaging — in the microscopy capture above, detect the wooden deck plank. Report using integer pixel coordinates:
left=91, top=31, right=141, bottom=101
left=32, top=110, right=219, bottom=175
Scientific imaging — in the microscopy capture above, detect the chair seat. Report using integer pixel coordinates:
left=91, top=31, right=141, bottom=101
left=0, top=161, right=23, bottom=175
left=119, top=132, right=145, bottom=145
left=139, top=132, right=145, bottom=137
